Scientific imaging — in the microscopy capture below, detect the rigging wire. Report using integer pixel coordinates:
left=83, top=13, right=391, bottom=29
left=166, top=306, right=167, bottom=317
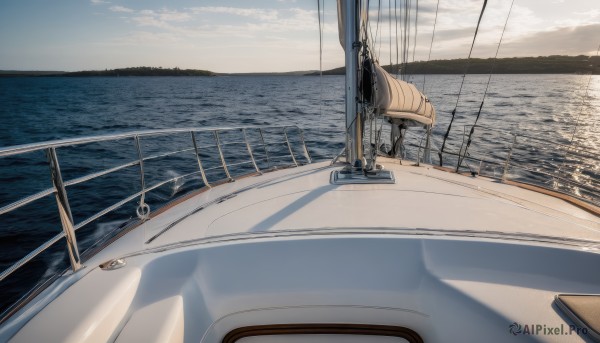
left=389, top=0, right=393, bottom=71
left=395, top=0, right=399, bottom=76
left=399, top=0, right=404, bottom=75
left=456, top=0, right=515, bottom=171
left=412, top=0, right=418, bottom=63
left=410, top=0, right=418, bottom=81
left=366, top=0, right=379, bottom=62
left=402, top=0, right=412, bottom=81
left=422, top=0, right=440, bottom=93
left=363, top=0, right=372, bottom=48
left=438, top=0, right=488, bottom=166
left=316, top=0, right=325, bottom=137
left=400, top=0, right=405, bottom=79
left=376, top=0, right=383, bottom=60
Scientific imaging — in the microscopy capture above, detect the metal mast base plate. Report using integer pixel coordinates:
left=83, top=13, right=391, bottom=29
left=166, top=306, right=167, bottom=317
left=330, top=167, right=395, bottom=185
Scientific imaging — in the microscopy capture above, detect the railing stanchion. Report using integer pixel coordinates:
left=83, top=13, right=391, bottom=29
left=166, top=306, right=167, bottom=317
left=284, top=127, right=298, bottom=167
left=191, top=131, right=211, bottom=188
left=46, top=147, right=82, bottom=272
left=242, top=129, right=261, bottom=173
left=298, top=127, right=312, bottom=164
left=258, top=128, right=270, bottom=168
left=134, top=136, right=150, bottom=219
left=455, top=125, right=470, bottom=172
left=502, top=133, right=517, bottom=182
left=423, top=126, right=432, bottom=165
left=214, top=130, right=232, bottom=181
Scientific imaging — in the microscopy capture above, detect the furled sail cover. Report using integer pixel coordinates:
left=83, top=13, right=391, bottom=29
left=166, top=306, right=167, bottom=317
left=337, top=0, right=435, bottom=126
left=372, top=62, right=436, bottom=126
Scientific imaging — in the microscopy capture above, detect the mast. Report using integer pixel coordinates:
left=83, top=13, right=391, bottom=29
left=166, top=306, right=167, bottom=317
left=344, top=0, right=363, bottom=167
left=332, top=0, right=394, bottom=183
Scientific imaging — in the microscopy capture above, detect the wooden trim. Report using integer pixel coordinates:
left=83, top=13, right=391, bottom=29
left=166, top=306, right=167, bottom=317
left=222, top=324, right=424, bottom=343
left=431, top=166, right=599, bottom=216
left=503, top=180, right=599, bottom=216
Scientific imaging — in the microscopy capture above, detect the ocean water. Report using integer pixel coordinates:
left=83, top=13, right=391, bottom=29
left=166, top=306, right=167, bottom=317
left=0, top=74, right=599, bottom=315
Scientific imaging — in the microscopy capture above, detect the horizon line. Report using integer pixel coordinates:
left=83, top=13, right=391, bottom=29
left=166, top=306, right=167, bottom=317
left=1, top=54, right=597, bottom=74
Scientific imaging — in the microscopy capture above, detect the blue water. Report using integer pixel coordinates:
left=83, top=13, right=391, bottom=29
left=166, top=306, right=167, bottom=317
left=0, top=74, right=598, bottom=315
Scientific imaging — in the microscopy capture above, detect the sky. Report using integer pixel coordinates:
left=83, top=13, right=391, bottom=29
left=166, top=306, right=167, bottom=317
left=0, top=0, right=598, bottom=73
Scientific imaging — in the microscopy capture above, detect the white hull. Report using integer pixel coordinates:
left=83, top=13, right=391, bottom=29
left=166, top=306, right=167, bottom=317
left=3, top=159, right=599, bottom=342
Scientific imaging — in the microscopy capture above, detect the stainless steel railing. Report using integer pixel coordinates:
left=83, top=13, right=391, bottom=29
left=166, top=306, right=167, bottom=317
left=0, top=125, right=311, bottom=284
left=389, top=124, right=599, bottom=205
left=453, top=125, right=600, bottom=205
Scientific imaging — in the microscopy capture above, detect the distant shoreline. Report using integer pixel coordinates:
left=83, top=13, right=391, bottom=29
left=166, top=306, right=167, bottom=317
left=0, top=67, right=215, bottom=78
left=308, top=55, right=600, bottom=75
left=1, top=55, right=598, bottom=77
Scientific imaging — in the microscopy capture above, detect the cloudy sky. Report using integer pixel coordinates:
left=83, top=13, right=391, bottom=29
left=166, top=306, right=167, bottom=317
left=0, top=0, right=598, bottom=72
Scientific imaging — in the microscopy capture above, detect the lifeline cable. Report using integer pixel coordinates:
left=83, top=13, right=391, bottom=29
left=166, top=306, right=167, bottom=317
left=438, top=0, right=488, bottom=166
left=456, top=0, right=514, bottom=172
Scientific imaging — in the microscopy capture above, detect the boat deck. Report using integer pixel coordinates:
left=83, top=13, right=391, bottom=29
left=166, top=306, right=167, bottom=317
left=107, top=157, right=599, bottom=255
left=4, top=158, right=600, bottom=343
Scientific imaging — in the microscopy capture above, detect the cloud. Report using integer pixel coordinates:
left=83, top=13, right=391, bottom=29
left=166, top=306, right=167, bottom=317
left=395, top=20, right=598, bottom=61
left=129, top=8, right=192, bottom=31
left=350, top=1, right=597, bottom=63
left=496, top=24, right=600, bottom=57
left=109, top=6, right=134, bottom=13
left=101, top=5, right=327, bottom=72
left=90, top=0, right=109, bottom=4
left=99, top=1, right=598, bottom=72
left=190, top=7, right=279, bottom=21
left=112, top=31, right=183, bottom=45
left=554, top=9, right=600, bottom=28
left=434, top=27, right=478, bottom=42
left=120, top=6, right=319, bottom=38
left=132, top=15, right=170, bottom=29
left=158, top=10, right=191, bottom=22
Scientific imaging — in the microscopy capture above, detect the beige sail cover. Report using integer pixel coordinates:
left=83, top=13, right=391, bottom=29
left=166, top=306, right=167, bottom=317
left=337, top=0, right=435, bottom=126
left=373, top=63, right=436, bottom=126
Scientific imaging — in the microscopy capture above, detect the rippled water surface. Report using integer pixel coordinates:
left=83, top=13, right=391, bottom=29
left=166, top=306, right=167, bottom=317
left=0, top=74, right=598, bottom=315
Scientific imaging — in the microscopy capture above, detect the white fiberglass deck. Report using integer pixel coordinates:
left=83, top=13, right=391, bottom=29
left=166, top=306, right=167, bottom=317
left=3, top=159, right=600, bottom=343
left=126, top=157, right=599, bottom=250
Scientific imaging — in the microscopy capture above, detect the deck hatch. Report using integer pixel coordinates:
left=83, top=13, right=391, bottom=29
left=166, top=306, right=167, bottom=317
left=555, top=294, right=600, bottom=342
left=222, top=324, right=423, bottom=343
